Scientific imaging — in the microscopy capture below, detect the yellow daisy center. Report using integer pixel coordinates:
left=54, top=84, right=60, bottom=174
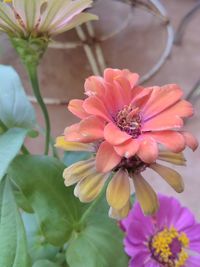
left=150, top=227, right=189, bottom=267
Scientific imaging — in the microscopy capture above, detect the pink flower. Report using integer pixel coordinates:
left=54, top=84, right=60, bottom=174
left=121, top=195, right=200, bottom=267
left=65, top=68, right=198, bottom=174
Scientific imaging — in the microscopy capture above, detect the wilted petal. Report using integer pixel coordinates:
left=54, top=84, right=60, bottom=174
left=63, top=158, right=95, bottom=186
left=55, top=136, right=95, bottom=152
left=106, top=169, right=130, bottom=210
left=109, top=201, right=131, bottom=220
left=150, top=163, right=184, bottom=193
left=96, top=141, right=121, bottom=172
left=74, top=172, right=109, bottom=202
left=158, top=151, right=186, bottom=166
left=132, top=174, right=159, bottom=215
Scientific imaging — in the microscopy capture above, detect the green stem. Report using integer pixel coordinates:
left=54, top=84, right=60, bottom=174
left=26, top=64, right=50, bottom=155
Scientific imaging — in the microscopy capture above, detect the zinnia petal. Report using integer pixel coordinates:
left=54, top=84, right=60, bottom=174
left=137, top=136, right=158, bottom=163
left=132, top=174, right=159, bottom=215
left=143, top=131, right=186, bottom=153
left=142, top=84, right=183, bottom=119
left=158, top=151, right=186, bottom=166
left=109, top=201, right=130, bottom=220
left=114, top=139, right=139, bottom=158
left=55, top=136, right=95, bottom=152
left=74, top=172, right=109, bottom=202
left=68, top=99, right=88, bottom=119
left=104, top=122, right=131, bottom=145
left=182, top=131, right=199, bottom=151
left=83, top=95, right=112, bottom=122
left=106, top=169, right=130, bottom=210
left=79, top=115, right=105, bottom=140
left=63, top=158, right=95, bottom=186
left=95, top=141, right=121, bottom=172
left=150, top=163, right=184, bottom=193
left=84, top=76, right=105, bottom=97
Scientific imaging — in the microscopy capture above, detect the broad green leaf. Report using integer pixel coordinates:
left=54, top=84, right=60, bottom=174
left=63, top=151, right=92, bottom=166
left=33, top=260, right=60, bottom=267
left=8, top=155, right=88, bottom=246
left=66, top=213, right=128, bottom=267
left=22, top=213, right=59, bottom=262
left=0, top=65, right=36, bottom=129
left=0, top=127, right=27, bottom=180
left=0, top=178, right=30, bottom=267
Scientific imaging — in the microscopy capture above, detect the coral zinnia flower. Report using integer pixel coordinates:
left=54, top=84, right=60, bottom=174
left=56, top=137, right=188, bottom=217
left=121, top=195, right=200, bottom=267
left=65, top=68, right=198, bottom=174
left=0, top=0, right=97, bottom=37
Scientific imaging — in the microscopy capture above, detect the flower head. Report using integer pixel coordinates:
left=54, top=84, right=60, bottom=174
left=57, top=68, right=198, bottom=216
left=121, top=195, right=200, bottom=267
left=56, top=136, right=187, bottom=217
left=0, top=0, right=97, bottom=38
left=65, top=68, right=198, bottom=170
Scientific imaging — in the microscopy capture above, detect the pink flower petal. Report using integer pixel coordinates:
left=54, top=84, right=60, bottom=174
left=79, top=115, right=105, bottom=139
left=96, top=141, right=122, bottom=173
left=114, top=75, right=132, bottom=104
left=104, top=122, right=131, bottom=145
left=182, top=132, right=199, bottom=151
left=84, top=76, right=105, bottom=97
left=114, top=139, right=139, bottom=158
left=83, top=95, right=112, bottom=122
left=137, top=136, right=158, bottom=163
left=142, top=112, right=183, bottom=131
left=68, top=99, right=88, bottom=119
left=143, top=131, right=186, bottom=152
left=64, top=123, right=97, bottom=143
left=142, top=84, right=183, bottom=119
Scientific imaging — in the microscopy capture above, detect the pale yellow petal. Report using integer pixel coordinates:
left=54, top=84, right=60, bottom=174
left=50, top=12, right=98, bottom=35
left=106, top=169, right=130, bottom=210
left=132, top=174, right=159, bottom=215
left=158, top=151, right=186, bottom=166
left=55, top=136, right=94, bottom=152
left=74, top=172, right=109, bottom=202
left=63, top=158, right=95, bottom=186
left=109, top=201, right=130, bottom=220
left=150, top=163, right=184, bottom=193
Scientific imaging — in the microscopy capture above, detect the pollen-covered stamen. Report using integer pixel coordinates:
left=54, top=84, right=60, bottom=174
left=114, top=156, right=148, bottom=173
left=149, top=227, right=189, bottom=267
left=115, top=105, right=142, bottom=138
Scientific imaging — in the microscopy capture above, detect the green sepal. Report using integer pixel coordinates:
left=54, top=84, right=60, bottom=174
left=10, top=36, right=49, bottom=66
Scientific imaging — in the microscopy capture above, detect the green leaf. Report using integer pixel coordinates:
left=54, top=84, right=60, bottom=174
left=33, top=260, right=60, bottom=267
left=0, top=127, right=27, bottom=180
left=8, top=155, right=88, bottom=246
left=0, top=178, right=30, bottom=267
left=0, top=65, right=36, bottom=129
left=63, top=151, right=92, bottom=166
left=22, top=213, right=59, bottom=262
left=66, top=212, right=128, bottom=267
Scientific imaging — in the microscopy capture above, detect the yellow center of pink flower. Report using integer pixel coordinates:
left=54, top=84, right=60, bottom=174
left=115, top=105, right=142, bottom=138
left=150, top=227, right=189, bottom=267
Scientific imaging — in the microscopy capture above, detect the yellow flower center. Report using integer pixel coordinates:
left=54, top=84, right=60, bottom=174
left=150, top=227, right=189, bottom=267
